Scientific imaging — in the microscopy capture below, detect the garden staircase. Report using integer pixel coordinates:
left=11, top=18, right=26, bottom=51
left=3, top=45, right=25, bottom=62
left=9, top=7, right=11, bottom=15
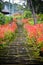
left=0, top=21, right=43, bottom=64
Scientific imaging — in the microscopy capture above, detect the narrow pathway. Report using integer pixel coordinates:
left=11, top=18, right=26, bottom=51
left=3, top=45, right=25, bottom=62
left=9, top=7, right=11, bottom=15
left=0, top=21, right=42, bottom=64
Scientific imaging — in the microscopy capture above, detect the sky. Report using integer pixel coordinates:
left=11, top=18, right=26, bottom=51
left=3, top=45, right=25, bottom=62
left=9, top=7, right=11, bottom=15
left=3, top=0, right=26, bottom=5
left=3, top=0, right=20, bottom=3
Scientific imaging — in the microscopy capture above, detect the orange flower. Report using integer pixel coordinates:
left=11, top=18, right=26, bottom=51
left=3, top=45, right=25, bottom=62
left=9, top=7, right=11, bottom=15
left=0, top=22, right=17, bottom=39
left=24, top=23, right=43, bottom=44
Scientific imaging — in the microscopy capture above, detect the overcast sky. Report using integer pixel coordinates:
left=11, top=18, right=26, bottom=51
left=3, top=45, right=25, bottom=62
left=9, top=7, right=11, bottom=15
left=3, top=0, right=26, bottom=5
left=3, top=0, right=20, bottom=3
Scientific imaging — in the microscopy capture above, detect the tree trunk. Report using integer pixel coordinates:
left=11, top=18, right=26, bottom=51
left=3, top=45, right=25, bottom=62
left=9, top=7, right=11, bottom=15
left=30, top=0, right=37, bottom=24
left=27, top=0, right=37, bottom=24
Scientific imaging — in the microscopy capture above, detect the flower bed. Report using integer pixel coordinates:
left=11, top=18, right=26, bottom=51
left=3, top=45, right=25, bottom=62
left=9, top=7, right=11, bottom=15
left=0, top=22, right=17, bottom=48
left=24, top=23, right=43, bottom=58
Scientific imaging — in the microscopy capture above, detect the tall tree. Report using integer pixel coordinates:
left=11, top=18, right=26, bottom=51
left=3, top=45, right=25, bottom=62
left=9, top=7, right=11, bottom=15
left=32, top=0, right=43, bottom=13
left=23, top=0, right=43, bottom=24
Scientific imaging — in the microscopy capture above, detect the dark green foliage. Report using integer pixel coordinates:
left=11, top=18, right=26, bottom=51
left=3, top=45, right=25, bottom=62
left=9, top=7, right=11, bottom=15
left=0, top=13, right=13, bottom=25
left=0, top=13, right=5, bottom=25
left=32, top=0, right=43, bottom=13
left=26, top=0, right=43, bottom=13
left=0, top=0, right=4, bottom=12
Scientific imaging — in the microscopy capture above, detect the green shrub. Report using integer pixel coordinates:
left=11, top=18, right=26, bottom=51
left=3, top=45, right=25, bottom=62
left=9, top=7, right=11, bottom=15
left=38, top=14, right=43, bottom=21
left=0, top=31, right=16, bottom=48
left=4, top=31, right=15, bottom=42
left=5, top=16, right=13, bottom=24
left=0, top=13, right=13, bottom=25
left=0, top=13, right=5, bottom=25
left=22, top=10, right=32, bottom=18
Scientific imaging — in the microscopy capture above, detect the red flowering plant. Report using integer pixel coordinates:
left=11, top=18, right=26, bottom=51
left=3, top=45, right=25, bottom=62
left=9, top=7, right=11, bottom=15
left=24, top=23, right=43, bottom=58
left=0, top=22, right=17, bottom=48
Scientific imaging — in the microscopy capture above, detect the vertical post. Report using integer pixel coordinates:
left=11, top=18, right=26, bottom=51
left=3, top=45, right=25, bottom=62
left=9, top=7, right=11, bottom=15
left=9, top=0, right=10, bottom=15
left=12, top=0, right=14, bottom=14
